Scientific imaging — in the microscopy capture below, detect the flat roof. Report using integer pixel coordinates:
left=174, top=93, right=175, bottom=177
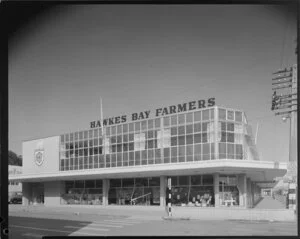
left=9, top=160, right=287, bottom=183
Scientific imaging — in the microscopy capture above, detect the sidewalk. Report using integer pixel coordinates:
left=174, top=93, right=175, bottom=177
left=9, top=204, right=166, bottom=221
left=9, top=204, right=296, bottom=222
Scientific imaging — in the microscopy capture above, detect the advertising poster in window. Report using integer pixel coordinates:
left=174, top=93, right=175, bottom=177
left=140, top=133, right=146, bottom=150
left=104, top=137, right=111, bottom=154
left=163, top=129, right=171, bottom=147
left=157, top=130, right=163, bottom=148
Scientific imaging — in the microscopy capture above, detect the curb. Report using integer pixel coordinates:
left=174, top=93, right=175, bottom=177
left=162, top=216, right=190, bottom=221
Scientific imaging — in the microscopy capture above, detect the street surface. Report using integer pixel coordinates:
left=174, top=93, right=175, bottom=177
left=9, top=211, right=297, bottom=238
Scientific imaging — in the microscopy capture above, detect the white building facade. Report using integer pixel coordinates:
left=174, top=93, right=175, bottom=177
left=9, top=100, right=287, bottom=209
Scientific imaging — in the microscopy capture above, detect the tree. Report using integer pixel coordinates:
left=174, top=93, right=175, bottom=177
left=8, top=150, right=22, bottom=166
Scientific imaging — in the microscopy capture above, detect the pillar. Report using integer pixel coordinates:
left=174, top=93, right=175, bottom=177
left=102, top=179, right=110, bottom=206
left=214, top=173, right=220, bottom=207
left=238, top=174, right=247, bottom=208
left=251, top=182, right=255, bottom=208
left=22, top=182, right=31, bottom=206
left=44, top=181, right=64, bottom=206
left=247, top=178, right=252, bottom=208
left=160, top=176, right=166, bottom=207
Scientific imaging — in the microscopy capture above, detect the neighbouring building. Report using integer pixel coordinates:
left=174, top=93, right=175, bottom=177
left=8, top=165, right=22, bottom=201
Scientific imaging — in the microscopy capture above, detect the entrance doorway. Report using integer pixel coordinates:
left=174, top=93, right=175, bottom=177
left=31, top=182, right=44, bottom=205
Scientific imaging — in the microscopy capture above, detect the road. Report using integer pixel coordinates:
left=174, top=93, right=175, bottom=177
left=9, top=214, right=297, bottom=238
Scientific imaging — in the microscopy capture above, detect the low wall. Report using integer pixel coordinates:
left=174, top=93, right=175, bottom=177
left=171, top=207, right=295, bottom=221
left=273, top=194, right=287, bottom=208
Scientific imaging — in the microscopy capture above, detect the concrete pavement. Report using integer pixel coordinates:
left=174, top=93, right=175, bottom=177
left=9, top=204, right=296, bottom=222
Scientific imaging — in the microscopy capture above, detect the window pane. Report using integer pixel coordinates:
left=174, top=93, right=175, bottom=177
left=178, top=126, right=185, bottom=135
left=191, top=175, right=201, bottom=185
left=141, top=120, right=147, bottom=130
left=117, top=135, right=122, bottom=144
left=171, top=136, right=177, bottom=146
left=170, top=176, right=178, bottom=186
left=171, top=127, right=177, bottom=136
left=227, top=110, right=234, bottom=120
left=171, top=115, right=177, bottom=125
left=86, top=180, right=95, bottom=188
left=210, top=108, right=214, bottom=120
left=219, top=143, right=226, bottom=159
left=202, top=133, right=207, bottom=143
left=186, top=113, right=193, bottom=123
left=202, top=109, right=209, bottom=121
left=186, top=145, right=193, bottom=155
left=117, top=125, right=122, bottom=134
left=164, top=117, right=170, bottom=127
left=155, top=119, right=160, bottom=128
left=106, top=127, right=111, bottom=136
left=178, top=176, right=189, bottom=186
left=178, top=136, right=185, bottom=145
left=194, top=134, right=201, bottom=143
left=122, top=178, right=134, bottom=187
left=186, top=134, right=193, bottom=145
left=74, top=132, right=78, bottom=141
left=186, top=124, right=193, bottom=134
left=227, top=133, right=234, bottom=143
left=171, top=147, right=177, bottom=157
left=123, top=124, right=128, bottom=133
left=178, top=114, right=185, bottom=124
left=219, top=109, right=226, bottom=120
left=235, top=111, right=242, bottom=122
left=203, top=143, right=210, bottom=155
left=148, top=120, right=154, bottom=129
left=110, top=179, right=122, bottom=188
left=194, top=123, right=201, bottom=132
left=178, top=145, right=185, bottom=156
left=202, top=123, right=208, bottom=132
left=227, top=143, right=234, bottom=155
left=194, top=111, right=201, bottom=122
left=194, top=144, right=201, bottom=154
left=202, top=175, right=213, bottom=185
left=129, top=123, right=134, bottom=132
left=227, top=123, right=234, bottom=132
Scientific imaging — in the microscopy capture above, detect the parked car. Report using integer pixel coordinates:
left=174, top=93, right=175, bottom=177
left=9, top=195, right=22, bottom=204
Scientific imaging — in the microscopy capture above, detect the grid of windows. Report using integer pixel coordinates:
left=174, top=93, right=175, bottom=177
left=59, top=107, right=250, bottom=171
left=61, top=179, right=103, bottom=205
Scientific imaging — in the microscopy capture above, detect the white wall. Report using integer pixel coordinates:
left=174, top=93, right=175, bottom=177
left=44, top=181, right=64, bottom=206
left=22, top=136, right=60, bottom=175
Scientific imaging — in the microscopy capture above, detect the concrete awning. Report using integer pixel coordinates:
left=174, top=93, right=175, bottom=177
left=9, top=159, right=287, bottom=183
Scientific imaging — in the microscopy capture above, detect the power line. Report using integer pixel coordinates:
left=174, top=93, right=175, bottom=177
left=279, top=8, right=290, bottom=69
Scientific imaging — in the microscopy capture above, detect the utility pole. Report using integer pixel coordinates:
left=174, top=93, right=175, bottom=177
left=271, top=64, right=297, bottom=211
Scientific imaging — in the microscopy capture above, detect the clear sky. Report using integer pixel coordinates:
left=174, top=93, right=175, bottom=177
left=9, top=4, right=297, bottom=162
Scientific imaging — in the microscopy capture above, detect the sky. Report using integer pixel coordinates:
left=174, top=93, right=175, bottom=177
left=9, top=4, right=297, bottom=162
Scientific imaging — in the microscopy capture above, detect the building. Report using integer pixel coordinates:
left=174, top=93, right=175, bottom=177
left=8, top=165, right=22, bottom=201
left=9, top=99, right=288, bottom=208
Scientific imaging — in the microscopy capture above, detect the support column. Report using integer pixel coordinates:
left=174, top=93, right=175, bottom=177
left=214, top=173, right=220, bottom=207
left=238, top=174, right=247, bottom=208
left=160, top=176, right=166, bottom=207
left=102, top=179, right=110, bottom=206
left=22, top=182, right=31, bottom=206
left=247, top=178, right=252, bottom=208
left=214, top=106, right=219, bottom=160
left=251, top=182, right=255, bottom=208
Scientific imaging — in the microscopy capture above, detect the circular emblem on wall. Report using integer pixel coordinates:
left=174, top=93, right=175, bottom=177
left=34, top=150, right=44, bottom=166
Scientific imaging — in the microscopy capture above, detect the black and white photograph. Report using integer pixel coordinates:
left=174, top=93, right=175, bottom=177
left=5, top=2, right=298, bottom=238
